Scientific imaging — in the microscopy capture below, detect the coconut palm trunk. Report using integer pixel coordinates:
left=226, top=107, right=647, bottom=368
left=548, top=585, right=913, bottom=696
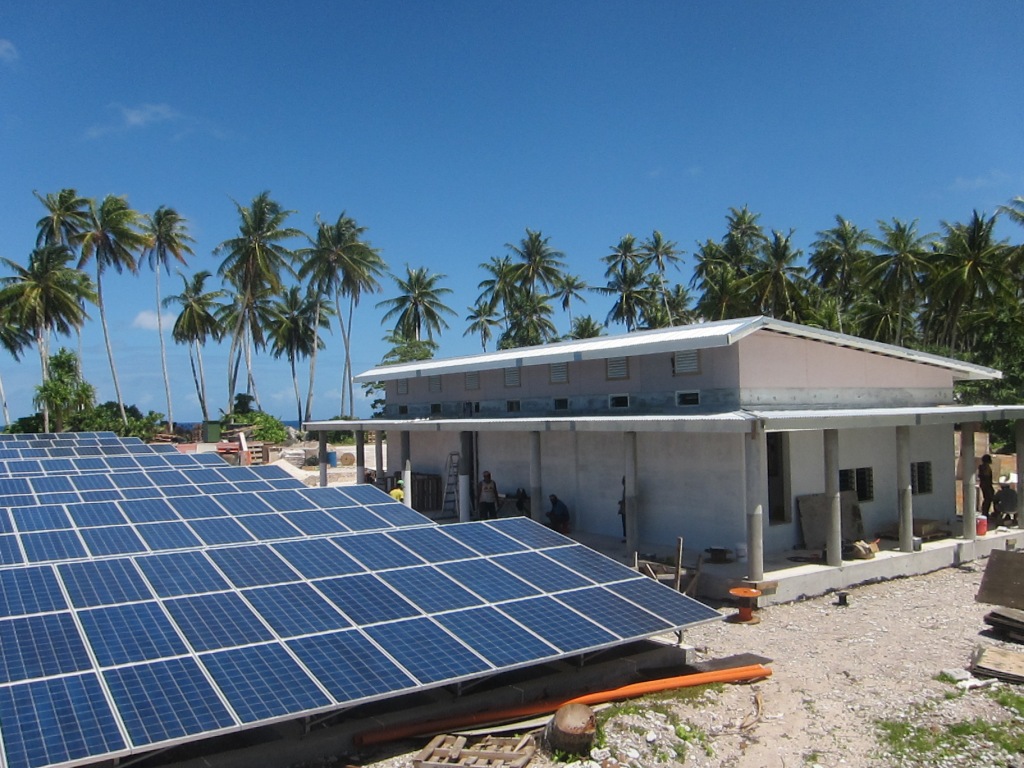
left=95, top=269, right=129, bottom=426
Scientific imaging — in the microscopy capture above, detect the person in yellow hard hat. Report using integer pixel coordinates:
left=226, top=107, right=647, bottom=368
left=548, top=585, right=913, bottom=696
left=389, top=479, right=405, bottom=502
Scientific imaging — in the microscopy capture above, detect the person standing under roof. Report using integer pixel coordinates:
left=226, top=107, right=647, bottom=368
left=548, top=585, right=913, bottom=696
left=546, top=494, right=570, bottom=534
left=389, top=479, right=405, bottom=502
left=477, top=470, right=499, bottom=520
left=979, top=454, right=996, bottom=524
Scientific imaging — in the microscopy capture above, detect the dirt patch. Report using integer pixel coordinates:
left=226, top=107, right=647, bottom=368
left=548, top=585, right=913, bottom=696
left=352, top=563, right=1024, bottom=768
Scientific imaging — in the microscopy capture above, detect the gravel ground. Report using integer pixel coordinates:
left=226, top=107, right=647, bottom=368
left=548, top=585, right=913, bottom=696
left=350, top=562, right=1024, bottom=768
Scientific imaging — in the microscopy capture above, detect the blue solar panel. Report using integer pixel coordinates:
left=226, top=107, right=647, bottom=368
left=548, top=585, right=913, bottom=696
left=178, top=468, right=223, bottom=485
left=543, top=544, right=640, bottom=584
left=499, top=597, right=618, bottom=653
left=365, top=617, right=491, bottom=684
left=167, top=495, right=226, bottom=519
left=58, top=559, right=153, bottom=608
left=120, top=485, right=163, bottom=500
left=80, top=526, right=148, bottom=556
left=108, top=471, right=151, bottom=488
left=65, top=501, right=126, bottom=527
left=190, top=517, right=254, bottom=545
left=272, top=538, right=364, bottom=578
left=299, top=486, right=357, bottom=508
left=118, top=497, right=178, bottom=523
left=79, top=489, right=123, bottom=503
left=200, top=644, right=331, bottom=723
left=34, top=492, right=79, bottom=506
left=243, top=583, right=351, bottom=636
left=379, top=567, right=484, bottom=613
left=557, top=587, right=674, bottom=638
left=214, top=492, right=273, bottom=515
left=489, top=516, right=572, bottom=548
left=164, top=592, right=274, bottom=651
left=325, top=506, right=393, bottom=531
left=0, top=613, right=92, bottom=683
left=103, top=658, right=236, bottom=747
left=0, top=673, right=127, bottom=768
left=137, top=522, right=202, bottom=551
left=316, top=574, right=421, bottom=624
left=436, top=607, right=559, bottom=667
left=191, top=452, right=230, bottom=466
left=136, top=551, right=229, bottom=597
left=440, top=522, right=528, bottom=555
left=337, top=484, right=395, bottom=505
left=239, top=513, right=303, bottom=541
left=370, top=502, right=431, bottom=527
left=207, top=545, right=300, bottom=588
left=386, top=527, right=477, bottom=563
left=492, top=551, right=593, bottom=592
left=28, top=476, right=73, bottom=493
left=608, top=578, right=723, bottom=626
left=0, top=509, right=12, bottom=534
left=79, top=602, right=188, bottom=665
left=288, top=629, right=416, bottom=702
left=332, top=532, right=425, bottom=569
left=283, top=510, right=348, bottom=535
left=0, top=478, right=30, bottom=495
left=437, top=559, right=540, bottom=602
left=258, top=489, right=314, bottom=512
left=0, top=567, right=66, bottom=617
left=11, top=505, right=72, bottom=532
left=69, top=474, right=113, bottom=491
left=21, top=530, right=86, bottom=562
left=0, top=534, right=23, bottom=565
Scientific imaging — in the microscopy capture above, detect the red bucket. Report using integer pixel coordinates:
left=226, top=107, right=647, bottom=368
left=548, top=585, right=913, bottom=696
left=977, top=516, right=988, bottom=536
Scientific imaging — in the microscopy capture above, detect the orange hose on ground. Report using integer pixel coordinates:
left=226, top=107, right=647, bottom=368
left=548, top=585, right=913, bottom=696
left=354, top=663, right=772, bottom=746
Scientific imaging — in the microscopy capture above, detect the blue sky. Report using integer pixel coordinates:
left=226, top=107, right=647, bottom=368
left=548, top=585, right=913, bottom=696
left=1, top=2, right=1022, bottom=424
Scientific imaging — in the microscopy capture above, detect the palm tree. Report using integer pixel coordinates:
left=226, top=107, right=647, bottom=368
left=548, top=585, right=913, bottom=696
left=602, top=234, right=646, bottom=279
left=0, top=244, right=96, bottom=431
left=924, top=211, right=1012, bottom=354
left=550, top=273, right=589, bottom=327
left=475, top=255, right=518, bottom=332
left=745, top=230, right=808, bottom=322
left=865, top=219, right=935, bottom=347
left=507, top=229, right=566, bottom=297
left=34, top=188, right=91, bottom=247
left=599, top=261, right=656, bottom=332
left=722, top=206, right=767, bottom=274
left=0, top=306, right=33, bottom=427
left=33, top=348, right=95, bottom=433
left=464, top=300, right=502, bottom=352
left=377, top=266, right=455, bottom=342
left=809, top=216, right=871, bottom=333
left=142, top=207, right=194, bottom=433
left=693, top=240, right=753, bottom=321
left=268, top=286, right=332, bottom=425
left=215, top=191, right=301, bottom=415
left=298, top=213, right=384, bottom=419
left=500, top=291, right=557, bottom=348
left=641, top=231, right=682, bottom=323
left=164, top=271, right=224, bottom=422
left=76, top=194, right=147, bottom=426
left=567, top=315, right=605, bottom=339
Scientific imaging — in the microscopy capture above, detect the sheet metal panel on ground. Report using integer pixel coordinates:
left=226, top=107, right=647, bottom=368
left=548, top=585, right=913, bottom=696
left=0, top=432, right=721, bottom=768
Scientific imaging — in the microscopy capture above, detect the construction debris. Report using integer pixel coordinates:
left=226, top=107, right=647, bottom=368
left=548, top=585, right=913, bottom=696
left=412, top=733, right=535, bottom=768
left=971, top=645, right=1024, bottom=684
left=983, top=606, right=1024, bottom=643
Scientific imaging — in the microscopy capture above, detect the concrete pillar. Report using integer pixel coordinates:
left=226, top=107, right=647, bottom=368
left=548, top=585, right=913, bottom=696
left=374, top=433, right=384, bottom=482
left=399, top=431, right=411, bottom=483
left=317, top=431, right=328, bottom=488
left=824, top=429, right=842, bottom=567
left=962, top=423, right=976, bottom=540
left=355, top=430, right=365, bottom=484
left=624, top=431, right=639, bottom=554
left=403, top=460, right=412, bottom=509
left=529, top=431, right=542, bottom=523
left=896, top=426, right=913, bottom=552
left=744, top=421, right=765, bottom=581
left=1016, top=421, right=1024, bottom=494
left=458, top=431, right=473, bottom=523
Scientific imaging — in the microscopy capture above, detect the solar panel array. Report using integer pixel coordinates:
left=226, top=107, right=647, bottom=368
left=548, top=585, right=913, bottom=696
left=0, top=432, right=721, bottom=768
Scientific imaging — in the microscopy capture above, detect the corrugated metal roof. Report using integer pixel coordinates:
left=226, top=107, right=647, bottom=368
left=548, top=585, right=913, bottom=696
left=306, top=404, right=1024, bottom=435
left=353, top=316, right=1000, bottom=383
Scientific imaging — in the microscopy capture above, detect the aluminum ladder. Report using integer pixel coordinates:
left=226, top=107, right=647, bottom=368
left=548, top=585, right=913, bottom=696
left=441, top=452, right=460, bottom=518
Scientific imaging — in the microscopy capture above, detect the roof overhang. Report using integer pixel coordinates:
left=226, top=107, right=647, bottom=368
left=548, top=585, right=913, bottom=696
left=306, top=404, right=1024, bottom=436
left=352, top=316, right=1001, bottom=383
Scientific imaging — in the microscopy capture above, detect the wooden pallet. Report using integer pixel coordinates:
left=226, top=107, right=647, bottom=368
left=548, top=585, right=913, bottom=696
left=412, top=733, right=536, bottom=768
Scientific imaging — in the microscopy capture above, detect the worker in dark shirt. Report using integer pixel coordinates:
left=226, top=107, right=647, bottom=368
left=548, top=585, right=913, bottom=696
left=546, top=494, right=570, bottom=534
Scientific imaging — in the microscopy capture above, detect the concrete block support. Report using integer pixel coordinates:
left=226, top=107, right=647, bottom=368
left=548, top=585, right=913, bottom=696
left=624, top=431, right=639, bottom=554
left=896, top=425, right=913, bottom=552
left=529, top=432, right=542, bottom=524
left=318, top=431, right=328, bottom=488
left=458, top=431, right=473, bottom=523
left=355, top=430, right=365, bottom=485
left=824, top=429, right=842, bottom=567
left=744, top=421, right=765, bottom=581
left=962, top=423, right=977, bottom=540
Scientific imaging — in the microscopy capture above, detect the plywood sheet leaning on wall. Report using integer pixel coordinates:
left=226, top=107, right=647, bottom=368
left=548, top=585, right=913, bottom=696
left=976, top=549, right=1024, bottom=611
left=796, top=491, right=865, bottom=550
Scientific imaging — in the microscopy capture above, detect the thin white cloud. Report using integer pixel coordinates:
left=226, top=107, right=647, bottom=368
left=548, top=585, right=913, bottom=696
left=949, top=170, right=1013, bottom=192
left=132, top=310, right=161, bottom=331
left=85, top=102, right=183, bottom=139
left=0, top=39, right=18, bottom=64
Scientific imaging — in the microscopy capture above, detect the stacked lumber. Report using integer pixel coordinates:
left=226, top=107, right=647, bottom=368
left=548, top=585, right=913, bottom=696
left=413, top=734, right=535, bottom=768
left=984, top=606, right=1024, bottom=643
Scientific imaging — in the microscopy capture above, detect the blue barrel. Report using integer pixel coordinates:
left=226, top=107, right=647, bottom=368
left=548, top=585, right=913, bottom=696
left=326, top=451, right=338, bottom=468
